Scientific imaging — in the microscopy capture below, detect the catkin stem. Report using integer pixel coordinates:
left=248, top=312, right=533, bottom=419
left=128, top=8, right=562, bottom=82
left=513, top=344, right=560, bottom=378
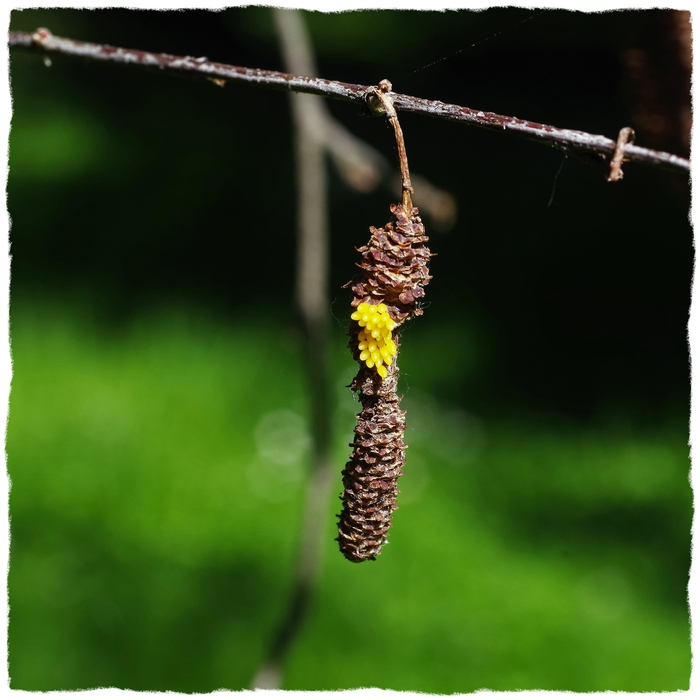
left=371, top=80, right=414, bottom=212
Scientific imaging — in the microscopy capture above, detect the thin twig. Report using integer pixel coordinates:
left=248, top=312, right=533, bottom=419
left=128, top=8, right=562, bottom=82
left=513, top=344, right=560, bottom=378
left=251, top=9, right=333, bottom=690
left=9, top=29, right=690, bottom=176
left=316, top=91, right=457, bottom=230
left=367, top=79, right=414, bottom=212
left=608, top=127, right=635, bottom=182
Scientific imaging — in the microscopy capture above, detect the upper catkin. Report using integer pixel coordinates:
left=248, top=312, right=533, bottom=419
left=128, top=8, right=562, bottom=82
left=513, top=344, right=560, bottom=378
left=337, top=201, right=431, bottom=563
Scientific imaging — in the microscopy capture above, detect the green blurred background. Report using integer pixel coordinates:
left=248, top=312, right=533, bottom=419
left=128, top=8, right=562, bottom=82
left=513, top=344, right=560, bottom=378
left=7, top=7, right=691, bottom=692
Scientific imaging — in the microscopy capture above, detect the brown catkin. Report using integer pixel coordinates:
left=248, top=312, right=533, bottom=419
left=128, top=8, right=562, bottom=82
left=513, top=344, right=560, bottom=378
left=337, top=202, right=431, bottom=562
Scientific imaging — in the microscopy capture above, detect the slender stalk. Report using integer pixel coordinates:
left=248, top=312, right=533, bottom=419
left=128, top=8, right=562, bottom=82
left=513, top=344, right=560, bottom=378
left=9, top=29, right=690, bottom=175
left=367, top=79, right=414, bottom=212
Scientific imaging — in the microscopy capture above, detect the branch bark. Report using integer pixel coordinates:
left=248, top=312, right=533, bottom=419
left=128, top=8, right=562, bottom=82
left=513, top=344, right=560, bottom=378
left=9, top=29, right=690, bottom=176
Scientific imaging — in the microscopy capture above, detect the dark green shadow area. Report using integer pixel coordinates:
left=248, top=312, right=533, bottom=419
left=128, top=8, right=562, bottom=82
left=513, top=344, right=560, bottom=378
left=7, top=300, right=691, bottom=692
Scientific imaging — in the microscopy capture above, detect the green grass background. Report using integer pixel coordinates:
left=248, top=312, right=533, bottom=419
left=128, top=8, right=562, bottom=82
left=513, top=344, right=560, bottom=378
left=7, top=299, right=691, bottom=692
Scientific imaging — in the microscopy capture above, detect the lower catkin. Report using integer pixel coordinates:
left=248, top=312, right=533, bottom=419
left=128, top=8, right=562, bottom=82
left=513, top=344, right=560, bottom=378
left=337, top=202, right=431, bottom=563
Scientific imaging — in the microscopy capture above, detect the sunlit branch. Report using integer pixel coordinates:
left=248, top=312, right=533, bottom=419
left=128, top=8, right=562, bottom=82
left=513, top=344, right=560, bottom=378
left=9, top=28, right=690, bottom=176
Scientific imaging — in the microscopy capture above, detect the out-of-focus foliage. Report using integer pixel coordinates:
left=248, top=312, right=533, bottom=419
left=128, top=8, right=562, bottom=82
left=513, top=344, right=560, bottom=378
left=8, top=301, right=690, bottom=691
left=7, top=6, right=691, bottom=692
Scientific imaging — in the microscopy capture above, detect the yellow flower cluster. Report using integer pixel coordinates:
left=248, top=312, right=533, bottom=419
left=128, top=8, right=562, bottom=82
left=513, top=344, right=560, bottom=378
left=350, top=302, right=399, bottom=378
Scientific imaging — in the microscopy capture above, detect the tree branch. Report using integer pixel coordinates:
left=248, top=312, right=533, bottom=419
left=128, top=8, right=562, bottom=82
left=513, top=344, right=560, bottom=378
left=9, top=28, right=690, bottom=176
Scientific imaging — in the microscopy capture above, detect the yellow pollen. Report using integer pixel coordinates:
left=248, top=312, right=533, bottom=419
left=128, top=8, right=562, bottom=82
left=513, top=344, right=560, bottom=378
left=352, top=301, right=400, bottom=378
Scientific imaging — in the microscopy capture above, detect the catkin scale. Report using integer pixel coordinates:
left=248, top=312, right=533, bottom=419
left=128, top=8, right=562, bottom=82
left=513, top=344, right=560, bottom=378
left=338, top=202, right=431, bottom=563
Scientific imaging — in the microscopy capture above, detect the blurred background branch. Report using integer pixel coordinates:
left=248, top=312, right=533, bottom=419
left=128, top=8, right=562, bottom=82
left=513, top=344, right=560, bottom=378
left=9, top=28, right=690, bottom=177
left=253, top=9, right=459, bottom=688
left=251, top=9, right=333, bottom=690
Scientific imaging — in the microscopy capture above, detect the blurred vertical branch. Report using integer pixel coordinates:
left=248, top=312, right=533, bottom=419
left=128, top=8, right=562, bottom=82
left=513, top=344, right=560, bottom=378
left=251, top=10, right=458, bottom=688
left=251, top=9, right=333, bottom=690
left=620, top=10, right=691, bottom=159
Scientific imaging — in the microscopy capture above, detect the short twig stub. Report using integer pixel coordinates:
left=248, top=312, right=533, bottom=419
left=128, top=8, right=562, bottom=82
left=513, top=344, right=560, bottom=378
left=608, top=127, right=636, bottom=182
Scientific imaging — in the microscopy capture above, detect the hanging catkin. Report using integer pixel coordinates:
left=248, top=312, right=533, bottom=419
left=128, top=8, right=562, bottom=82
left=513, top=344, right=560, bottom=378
left=337, top=81, right=432, bottom=563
